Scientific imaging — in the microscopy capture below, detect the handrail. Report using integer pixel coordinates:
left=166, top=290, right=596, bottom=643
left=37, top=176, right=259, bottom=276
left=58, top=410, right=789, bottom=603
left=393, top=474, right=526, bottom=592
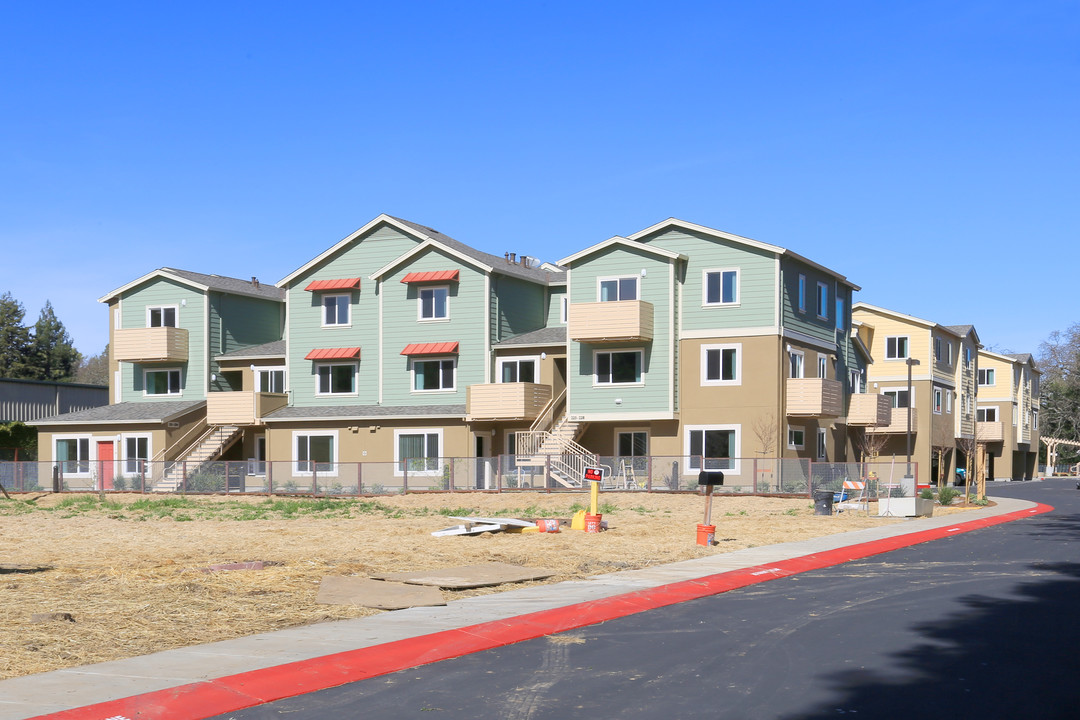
left=529, top=387, right=566, bottom=433
left=152, top=420, right=210, bottom=463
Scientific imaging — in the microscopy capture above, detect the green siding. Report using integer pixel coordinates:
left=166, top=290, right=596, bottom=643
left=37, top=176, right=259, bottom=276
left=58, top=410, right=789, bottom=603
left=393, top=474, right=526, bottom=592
left=286, top=224, right=421, bottom=407
left=640, top=228, right=776, bottom=331
left=492, top=275, right=546, bottom=342
left=779, top=258, right=844, bottom=345
left=208, top=293, right=282, bottom=392
left=565, top=245, right=672, bottom=416
left=546, top=286, right=566, bottom=327
left=119, top=278, right=206, bottom=403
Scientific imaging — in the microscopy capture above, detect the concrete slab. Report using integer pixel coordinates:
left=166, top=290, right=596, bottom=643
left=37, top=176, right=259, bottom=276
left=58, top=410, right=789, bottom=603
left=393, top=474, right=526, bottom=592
left=371, top=562, right=556, bottom=588
left=315, top=576, right=445, bottom=609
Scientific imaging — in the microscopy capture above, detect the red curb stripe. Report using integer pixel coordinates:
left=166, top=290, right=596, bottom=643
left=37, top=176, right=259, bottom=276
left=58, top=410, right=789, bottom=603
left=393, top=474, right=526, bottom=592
left=30, top=502, right=1052, bottom=720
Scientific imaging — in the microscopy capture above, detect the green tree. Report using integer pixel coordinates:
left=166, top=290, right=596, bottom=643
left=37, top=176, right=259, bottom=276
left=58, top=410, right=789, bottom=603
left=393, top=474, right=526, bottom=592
left=29, top=301, right=82, bottom=382
left=0, top=292, right=32, bottom=378
left=75, top=344, right=110, bottom=386
left=0, top=422, right=37, bottom=460
left=1038, top=322, right=1080, bottom=463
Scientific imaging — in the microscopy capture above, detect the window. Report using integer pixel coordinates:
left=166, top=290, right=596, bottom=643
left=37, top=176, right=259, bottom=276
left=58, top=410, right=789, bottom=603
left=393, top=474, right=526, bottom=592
left=798, top=274, right=806, bottom=312
left=886, top=336, right=909, bottom=360
left=978, top=368, right=995, bottom=386
left=1033, top=409, right=1039, bottom=431
left=560, top=296, right=568, bottom=324
left=946, top=390, right=953, bottom=413
left=294, top=431, right=336, bottom=475
left=145, top=368, right=181, bottom=395
left=322, top=294, right=350, bottom=326
left=816, top=282, right=828, bottom=319
left=617, top=431, right=648, bottom=458
left=316, top=363, right=356, bottom=395
left=701, top=344, right=740, bottom=385
left=413, top=358, right=455, bottom=391
left=933, top=388, right=943, bottom=414
left=251, top=435, right=266, bottom=476
left=947, top=343, right=954, bottom=366
left=817, top=429, right=827, bottom=460
left=256, top=368, right=286, bottom=393
left=396, top=430, right=441, bottom=475
left=703, top=269, right=739, bottom=306
left=835, top=298, right=844, bottom=330
left=123, top=435, right=150, bottom=474
left=849, top=369, right=864, bottom=394
left=498, top=357, right=537, bottom=383
left=419, top=286, right=449, bottom=320
left=787, top=426, right=805, bottom=449
left=599, top=276, right=637, bottom=302
left=147, top=305, right=177, bottom=327
left=686, top=425, right=739, bottom=473
left=965, top=347, right=973, bottom=366
left=934, top=338, right=943, bottom=362
left=883, top=389, right=910, bottom=408
left=817, top=354, right=828, bottom=379
left=55, top=437, right=90, bottom=475
left=977, top=406, right=998, bottom=423
left=789, top=350, right=805, bottom=379
left=595, top=350, right=642, bottom=385
left=1013, top=405, right=1018, bottom=426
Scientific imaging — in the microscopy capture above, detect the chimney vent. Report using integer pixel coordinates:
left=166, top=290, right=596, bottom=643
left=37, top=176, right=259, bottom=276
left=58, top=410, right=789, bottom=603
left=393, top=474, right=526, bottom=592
left=509, top=253, right=516, bottom=264
left=251, top=277, right=260, bottom=288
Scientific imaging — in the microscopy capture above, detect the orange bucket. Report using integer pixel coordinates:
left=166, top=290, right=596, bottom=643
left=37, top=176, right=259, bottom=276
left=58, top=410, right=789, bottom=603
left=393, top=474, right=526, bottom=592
left=536, top=518, right=560, bottom=533
left=696, top=523, right=716, bottom=546
left=584, top=513, right=602, bottom=533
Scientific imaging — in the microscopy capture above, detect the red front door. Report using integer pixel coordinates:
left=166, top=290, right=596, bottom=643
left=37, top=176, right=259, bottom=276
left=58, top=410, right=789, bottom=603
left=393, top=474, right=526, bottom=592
left=96, top=441, right=115, bottom=490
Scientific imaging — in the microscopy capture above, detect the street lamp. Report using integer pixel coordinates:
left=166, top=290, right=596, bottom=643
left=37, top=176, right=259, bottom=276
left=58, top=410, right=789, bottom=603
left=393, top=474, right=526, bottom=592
left=906, top=357, right=920, bottom=477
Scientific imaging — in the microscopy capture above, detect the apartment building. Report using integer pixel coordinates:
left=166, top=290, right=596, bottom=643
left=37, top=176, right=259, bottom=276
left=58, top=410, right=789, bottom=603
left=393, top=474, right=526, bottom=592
left=975, top=350, right=1041, bottom=480
left=33, top=215, right=869, bottom=490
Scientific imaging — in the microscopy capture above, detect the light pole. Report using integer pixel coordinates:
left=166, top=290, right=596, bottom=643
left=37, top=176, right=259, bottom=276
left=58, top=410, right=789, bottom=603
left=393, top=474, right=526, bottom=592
left=906, top=357, right=920, bottom=477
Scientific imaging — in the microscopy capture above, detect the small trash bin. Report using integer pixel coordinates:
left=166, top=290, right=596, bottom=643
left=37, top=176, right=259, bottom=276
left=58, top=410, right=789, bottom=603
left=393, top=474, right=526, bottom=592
left=813, top=490, right=835, bottom=516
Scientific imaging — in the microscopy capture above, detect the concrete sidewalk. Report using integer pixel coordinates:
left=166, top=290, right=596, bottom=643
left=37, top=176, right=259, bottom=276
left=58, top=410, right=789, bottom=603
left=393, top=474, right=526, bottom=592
left=0, top=497, right=1037, bottom=720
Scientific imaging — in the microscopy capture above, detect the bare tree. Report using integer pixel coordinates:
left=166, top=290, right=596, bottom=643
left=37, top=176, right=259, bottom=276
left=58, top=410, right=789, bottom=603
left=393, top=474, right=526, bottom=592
left=853, top=427, right=889, bottom=463
left=956, top=434, right=979, bottom=503
left=752, top=412, right=777, bottom=456
left=930, top=419, right=955, bottom=489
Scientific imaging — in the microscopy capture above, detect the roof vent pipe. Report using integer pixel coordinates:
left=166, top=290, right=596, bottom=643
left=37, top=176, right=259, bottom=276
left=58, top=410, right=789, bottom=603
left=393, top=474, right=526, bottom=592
left=509, top=253, right=516, bottom=264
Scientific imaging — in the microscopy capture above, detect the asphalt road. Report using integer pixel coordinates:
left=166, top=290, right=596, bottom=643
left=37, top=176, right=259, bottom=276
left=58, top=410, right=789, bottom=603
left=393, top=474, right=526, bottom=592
left=211, top=480, right=1080, bottom=720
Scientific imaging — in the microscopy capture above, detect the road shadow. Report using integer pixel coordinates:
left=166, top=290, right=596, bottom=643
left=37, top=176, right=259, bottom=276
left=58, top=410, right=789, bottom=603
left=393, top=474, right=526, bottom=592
left=782, top=562, right=1080, bottom=719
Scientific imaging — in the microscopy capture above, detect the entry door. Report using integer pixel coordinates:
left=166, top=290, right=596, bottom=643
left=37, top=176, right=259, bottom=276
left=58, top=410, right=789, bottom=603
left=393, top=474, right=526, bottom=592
left=96, top=441, right=115, bottom=490
left=475, top=434, right=489, bottom=489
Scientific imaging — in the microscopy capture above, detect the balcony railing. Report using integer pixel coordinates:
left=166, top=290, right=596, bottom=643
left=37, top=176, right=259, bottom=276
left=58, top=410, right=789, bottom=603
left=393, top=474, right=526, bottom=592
left=847, top=393, right=892, bottom=426
left=567, top=301, right=654, bottom=342
left=466, top=383, right=553, bottom=421
left=867, top=407, right=918, bottom=434
left=976, top=421, right=1004, bottom=443
left=786, top=378, right=843, bottom=417
left=206, top=391, right=289, bottom=425
left=114, top=326, right=189, bottom=363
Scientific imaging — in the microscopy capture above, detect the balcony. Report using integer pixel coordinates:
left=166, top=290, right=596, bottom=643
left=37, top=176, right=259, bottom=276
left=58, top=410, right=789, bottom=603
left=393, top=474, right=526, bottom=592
left=786, top=378, right=843, bottom=417
left=867, top=407, right=918, bottom=434
left=466, top=383, right=552, bottom=422
left=976, top=421, right=1004, bottom=443
left=114, top=327, right=189, bottom=363
left=568, top=301, right=654, bottom=343
left=206, top=392, right=289, bottom=426
left=847, top=393, right=892, bottom=426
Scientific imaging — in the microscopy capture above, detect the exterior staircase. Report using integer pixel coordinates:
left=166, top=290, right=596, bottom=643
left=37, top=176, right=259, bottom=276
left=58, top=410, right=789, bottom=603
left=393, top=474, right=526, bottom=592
left=154, top=425, right=243, bottom=492
left=515, top=415, right=597, bottom=488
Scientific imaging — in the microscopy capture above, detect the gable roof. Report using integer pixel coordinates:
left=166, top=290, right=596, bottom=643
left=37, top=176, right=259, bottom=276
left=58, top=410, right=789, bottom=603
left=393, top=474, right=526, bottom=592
left=629, top=218, right=861, bottom=290
left=557, top=236, right=687, bottom=267
left=99, top=268, right=284, bottom=304
left=943, top=324, right=982, bottom=346
left=30, top=400, right=206, bottom=426
left=278, top=214, right=564, bottom=288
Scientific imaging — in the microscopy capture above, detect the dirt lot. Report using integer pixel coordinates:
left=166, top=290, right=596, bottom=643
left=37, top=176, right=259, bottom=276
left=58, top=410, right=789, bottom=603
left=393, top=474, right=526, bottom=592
left=0, top=491, right=977, bottom=680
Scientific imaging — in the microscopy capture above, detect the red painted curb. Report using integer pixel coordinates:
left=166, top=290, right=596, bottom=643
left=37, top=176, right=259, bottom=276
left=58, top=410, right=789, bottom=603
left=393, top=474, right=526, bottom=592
left=30, top=502, right=1053, bottom=720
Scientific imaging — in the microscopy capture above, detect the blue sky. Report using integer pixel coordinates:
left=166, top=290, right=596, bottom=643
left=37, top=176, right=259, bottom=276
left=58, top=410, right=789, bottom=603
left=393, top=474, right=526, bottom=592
left=2, top=1, right=1077, bottom=358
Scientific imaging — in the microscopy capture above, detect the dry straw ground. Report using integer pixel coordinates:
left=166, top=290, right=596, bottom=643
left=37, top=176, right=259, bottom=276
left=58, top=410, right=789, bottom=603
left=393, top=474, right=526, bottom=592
left=0, top=491, right=975, bottom=680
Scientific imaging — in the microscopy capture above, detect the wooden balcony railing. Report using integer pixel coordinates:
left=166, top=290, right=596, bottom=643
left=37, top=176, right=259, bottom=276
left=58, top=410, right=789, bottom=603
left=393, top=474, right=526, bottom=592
left=206, top=392, right=288, bottom=425
left=567, top=301, right=654, bottom=342
left=466, top=383, right=553, bottom=421
left=114, top=327, right=189, bottom=363
left=786, top=378, right=844, bottom=417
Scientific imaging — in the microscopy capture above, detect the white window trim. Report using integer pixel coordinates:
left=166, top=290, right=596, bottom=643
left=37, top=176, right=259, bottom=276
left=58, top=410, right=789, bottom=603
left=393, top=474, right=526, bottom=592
left=946, top=389, right=953, bottom=413
left=976, top=405, right=998, bottom=423
left=146, top=304, right=179, bottom=328
left=614, top=428, right=650, bottom=457
left=815, top=281, right=828, bottom=320
left=817, top=353, right=828, bottom=379
left=788, top=349, right=805, bottom=379
left=496, top=355, right=541, bottom=384
left=120, top=433, right=153, bottom=476
left=593, top=348, right=645, bottom=387
left=817, top=428, right=827, bottom=460
left=411, top=356, right=457, bottom=393
left=560, top=296, right=568, bottom=324
left=885, top=335, right=910, bottom=360
left=292, top=429, right=339, bottom=477
left=933, top=388, right=943, bottom=414
left=797, top=274, right=806, bottom=313
left=417, top=285, right=451, bottom=322
left=255, top=366, right=287, bottom=393
left=143, top=367, right=182, bottom=397
left=883, top=387, right=914, bottom=408
left=314, top=362, right=358, bottom=397
left=54, top=434, right=92, bottom=477
left=320, top=293, right=352, bottom=328
left=787, top=425, right=805, bottom=450
left=596, top=275, right=639, bottom=302
left=252, top=434, right=267, bottom=476
left=700, top=343, right=741, bottom=386
left=702, top=267, right=740, bottom=307
left=684, top=424, right=741, bottom=475
left=393, top=428, right=443, bottom=477
left=978, top=368, right=996, bottom=387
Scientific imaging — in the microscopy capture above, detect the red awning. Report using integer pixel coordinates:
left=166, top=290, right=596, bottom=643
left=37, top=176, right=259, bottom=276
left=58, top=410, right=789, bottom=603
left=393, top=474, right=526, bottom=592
left=305, top=347, right=362, bottom=361
left=400, top=270, right=460, bottom=284
left=305, top=278, right=362, bottom=292
left=401, top=342, right=459, bottom=356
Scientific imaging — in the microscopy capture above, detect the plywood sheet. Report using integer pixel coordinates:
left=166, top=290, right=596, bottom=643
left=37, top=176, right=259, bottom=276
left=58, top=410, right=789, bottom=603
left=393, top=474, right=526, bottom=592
left=315, top=576, right=445, bottom=609
left=371, top=562, right=556, bottom=589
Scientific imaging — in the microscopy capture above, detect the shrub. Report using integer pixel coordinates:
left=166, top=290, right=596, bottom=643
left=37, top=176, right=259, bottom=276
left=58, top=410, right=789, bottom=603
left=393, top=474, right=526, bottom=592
left=113, top=476, right=129, bottom=491
left=920, top=488, right=934, bottom=500
left=937, top=486, right=959, bottom=506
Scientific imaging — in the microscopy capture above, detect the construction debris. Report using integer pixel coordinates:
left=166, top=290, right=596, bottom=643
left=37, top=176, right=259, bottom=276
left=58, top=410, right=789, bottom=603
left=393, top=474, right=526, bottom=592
left=431, top=515, right=536, bottom=537
left=371, top=562, right=556, bottom=589
left=315, top=577, right=445, bottom=610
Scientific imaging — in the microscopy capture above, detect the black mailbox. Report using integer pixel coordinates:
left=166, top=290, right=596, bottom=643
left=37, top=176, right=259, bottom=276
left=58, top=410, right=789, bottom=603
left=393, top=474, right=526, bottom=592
left=698, top=470, right=725, bottom=486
